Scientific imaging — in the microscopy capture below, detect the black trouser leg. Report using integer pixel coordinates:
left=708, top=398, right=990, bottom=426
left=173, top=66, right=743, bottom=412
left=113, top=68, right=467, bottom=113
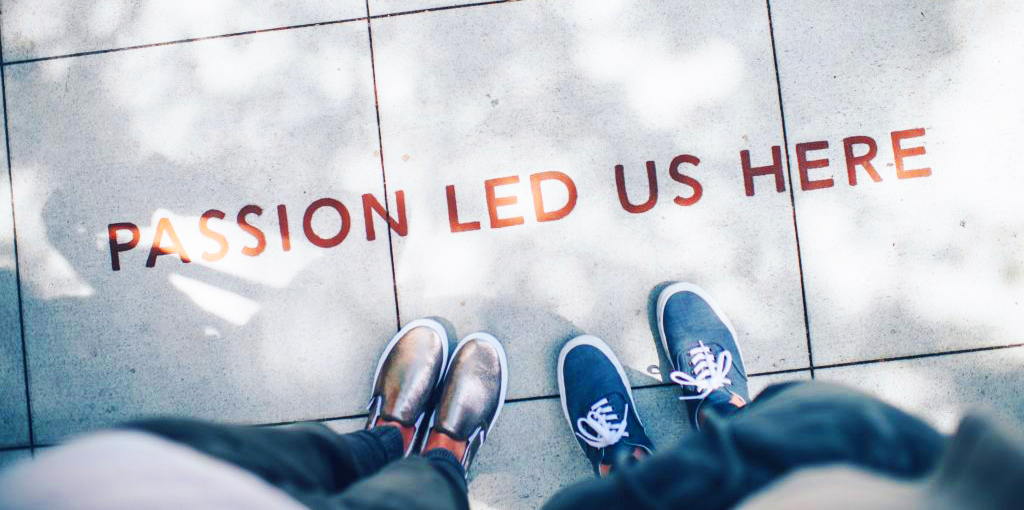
left=543, top=381, right=946, bottom=510
left=124, top=419, right=468, bottom=510
left=328, top=449, right=469, bottom=510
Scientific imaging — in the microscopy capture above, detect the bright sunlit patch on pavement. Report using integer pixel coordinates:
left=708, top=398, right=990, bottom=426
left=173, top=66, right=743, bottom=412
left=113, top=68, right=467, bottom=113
left=169, top=273, right=259, bottom=326
left=467, top=498, right=500, bottom=510
left=86, top=1, right=128, bottom=39
left=577, top=35, right=743, bottom=128
left=416, top=237, right=493, bottom=300
left=196, top=34, right=288, bottom=96
left=135, top=1, right=237, bottom=46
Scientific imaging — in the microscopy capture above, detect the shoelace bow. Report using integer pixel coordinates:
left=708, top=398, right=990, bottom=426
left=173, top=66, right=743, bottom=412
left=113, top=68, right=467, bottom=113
left=669, top=340, right=733, bottom=400
left=575, top=397, right=630, bottom=448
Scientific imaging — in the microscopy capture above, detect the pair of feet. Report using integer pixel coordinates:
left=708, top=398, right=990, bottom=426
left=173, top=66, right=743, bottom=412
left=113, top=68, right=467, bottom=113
left=365, top=320, right=508, bottom=475
left=364, top=283, right=748, bottom=478
left=558, top=283, right=750, bottom=477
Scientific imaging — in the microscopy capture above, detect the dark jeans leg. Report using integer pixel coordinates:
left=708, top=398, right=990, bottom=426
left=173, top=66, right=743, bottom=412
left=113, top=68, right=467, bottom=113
left=123, top=419, right=468, bottom=510
left=330, top=449, right=469, bottom=510
left=543, top=381, right=946, bottom=510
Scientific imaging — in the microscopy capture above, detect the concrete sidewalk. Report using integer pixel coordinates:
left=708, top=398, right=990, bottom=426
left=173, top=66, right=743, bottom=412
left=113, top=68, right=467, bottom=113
left=1, top=1, right=1023, bottom=508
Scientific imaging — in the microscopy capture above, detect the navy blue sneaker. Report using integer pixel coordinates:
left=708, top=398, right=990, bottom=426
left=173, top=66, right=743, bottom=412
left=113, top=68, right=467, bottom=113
left=657, top=283, right=749, bottom=430
left=558, top=335, right=654, bottom=477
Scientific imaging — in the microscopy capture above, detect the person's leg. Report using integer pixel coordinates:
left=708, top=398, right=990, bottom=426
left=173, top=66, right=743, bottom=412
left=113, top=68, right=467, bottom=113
left=120, top=319, right=448, bottom=497
left=543, top=380, right=945, bottom=510
left=122, top=419, right=405, bottom=500
left=324, top=450, right=469, bottom=510
left=2, top=420, right=465, bottom=510
left=1, top=319, right=479, bottom=510
left=130, top=319, right=457, bottom=509
left=545, top=283, right=943, bottom=510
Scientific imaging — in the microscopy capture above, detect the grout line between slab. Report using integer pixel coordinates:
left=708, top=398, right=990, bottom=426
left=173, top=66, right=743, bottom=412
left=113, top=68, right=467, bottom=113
left=765, top=0, right=815, bottom=378
left=364, top=1, right=402, bottom=331
left=271, top=367, right=820, bottom=428
left=26, top=344, right=1021, bottom=447
left=0, top=20, right=35, bottom=450
left=2, top=0, right=529, bottom=67
left=814, top=342, right=1024, bottom=372
left=369, top=0, right=523, bottom=19
left=256, top=367, right=817, bottom=430
left=272, top=342, right=1024, bottom=424
left=1, top=16, right=370, bottom=66
left=505, top=366, right=820, bottom=405
left=260, top=411, right=371, bottom=429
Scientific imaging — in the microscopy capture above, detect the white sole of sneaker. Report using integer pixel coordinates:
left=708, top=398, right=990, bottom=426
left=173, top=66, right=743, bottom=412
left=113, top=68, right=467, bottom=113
left=656, top=282, right=744, bottom=372
left=557, top=334, right=643, bottom=438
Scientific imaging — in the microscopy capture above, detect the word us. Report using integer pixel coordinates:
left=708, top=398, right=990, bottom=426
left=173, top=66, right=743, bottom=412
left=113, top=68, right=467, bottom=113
left=108, top=128, right=930, bottom=271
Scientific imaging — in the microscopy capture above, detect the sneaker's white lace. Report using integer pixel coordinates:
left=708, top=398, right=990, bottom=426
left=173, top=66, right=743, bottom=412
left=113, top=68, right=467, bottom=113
left=575, top=398, right=629, bottom=449
left=669, top=341, right=733, bottom=401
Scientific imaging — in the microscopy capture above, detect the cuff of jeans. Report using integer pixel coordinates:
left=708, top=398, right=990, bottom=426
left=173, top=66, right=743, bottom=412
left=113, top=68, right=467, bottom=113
left=423, top=448, right=470, bottom=508
left=424, top=448, right=466, bottom=477
left=423, top=448, right=459, bottom=464
left=370, top=425, right=405, bottom=460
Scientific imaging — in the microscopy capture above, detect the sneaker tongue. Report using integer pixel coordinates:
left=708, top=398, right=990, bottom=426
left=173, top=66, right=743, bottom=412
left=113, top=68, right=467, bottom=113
left=580, top=391, right=628, bottom=424
left=600, top=392, right=628, bottom=410
left=674, top=351, right=689, bottom=372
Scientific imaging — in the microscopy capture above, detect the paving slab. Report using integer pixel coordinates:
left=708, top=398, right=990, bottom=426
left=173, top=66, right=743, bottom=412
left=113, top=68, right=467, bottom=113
left=771, top=0, right=1024, bottom=364
left=0, top=99, right=29, bottom=449
left=0, top=0, right=368, bottom=62
left=371, top=0, right=809, bottom=403
left=818, top=348, right=1024, bottom=433
left=7, top=23, right=398, bottom=443
left=0, top=448, right=32, bottom=473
